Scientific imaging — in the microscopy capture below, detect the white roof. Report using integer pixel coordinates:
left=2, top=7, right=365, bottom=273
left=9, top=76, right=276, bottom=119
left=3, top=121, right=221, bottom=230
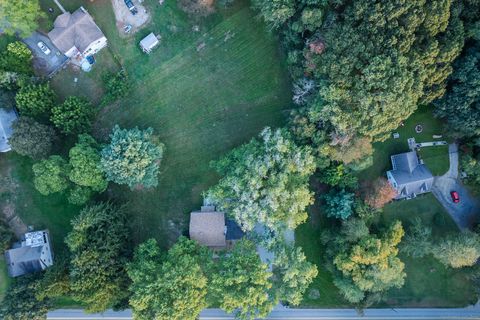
left=140, top=33, right=159, bottom=50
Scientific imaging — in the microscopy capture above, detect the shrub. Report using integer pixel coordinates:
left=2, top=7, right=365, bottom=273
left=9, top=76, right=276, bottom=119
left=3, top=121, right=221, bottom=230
left=9, top=117, right=57, bottom=159
left=51, top=96, right=94, bottom=134
left=15, top=83, right=56, bottom=118
left=101, top=70, right=130, bottom=106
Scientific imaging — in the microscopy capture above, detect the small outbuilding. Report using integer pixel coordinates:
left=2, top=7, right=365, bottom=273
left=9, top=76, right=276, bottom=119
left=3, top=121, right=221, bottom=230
left=140, top=32, right=160, bottom=54
left=0, top=107, right=18, bottom=153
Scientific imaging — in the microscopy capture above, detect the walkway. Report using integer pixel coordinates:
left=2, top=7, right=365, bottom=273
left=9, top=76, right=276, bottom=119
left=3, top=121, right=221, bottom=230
left=432, top=144, right=480, bottom=230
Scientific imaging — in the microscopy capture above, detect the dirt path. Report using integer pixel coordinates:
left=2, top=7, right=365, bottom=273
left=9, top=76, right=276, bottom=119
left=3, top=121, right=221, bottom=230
left=0, top=169, right=28, bottom=238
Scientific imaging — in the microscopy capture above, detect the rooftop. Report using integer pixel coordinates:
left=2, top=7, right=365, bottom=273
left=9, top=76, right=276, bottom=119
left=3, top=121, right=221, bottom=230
left=0, top=107, right=17, bottom=153
left=48, top=7, right=105, bottom=53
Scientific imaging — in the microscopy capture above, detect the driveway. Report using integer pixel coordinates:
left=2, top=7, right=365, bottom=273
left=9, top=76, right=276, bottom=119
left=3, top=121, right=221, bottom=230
left=432, top=144, right=480, bottom=230
left=23, top=32, right=68, bottom=77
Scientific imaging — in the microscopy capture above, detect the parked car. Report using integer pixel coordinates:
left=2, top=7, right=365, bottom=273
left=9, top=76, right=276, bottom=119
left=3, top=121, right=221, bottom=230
left=37, top=41, right=51, bottom=55
left=450, top=191, right=460, bottom=203
left=124, top=0, right=138, bottom=15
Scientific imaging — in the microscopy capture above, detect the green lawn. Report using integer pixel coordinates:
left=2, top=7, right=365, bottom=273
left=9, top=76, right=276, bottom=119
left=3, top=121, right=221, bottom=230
left=357, top=106, right=449, bottom=181
left=418, top=145, right=450, bottom=176
left=0, top=256, right=10, bottom=301
left=30, top=0, right=292, bottom=251
left=379, top=195, right=477, bottom=307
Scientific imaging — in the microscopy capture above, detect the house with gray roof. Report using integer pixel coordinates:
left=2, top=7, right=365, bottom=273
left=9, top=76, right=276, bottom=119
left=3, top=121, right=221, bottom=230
left=189, top=206, right=244, bottom=250
left=387, top=151, right=434, bottom=199
left=4, top=230, right=54, bottom=277
left=0, top=107, right=18, bottom=153
left=48, top=7, right=107, bottom=60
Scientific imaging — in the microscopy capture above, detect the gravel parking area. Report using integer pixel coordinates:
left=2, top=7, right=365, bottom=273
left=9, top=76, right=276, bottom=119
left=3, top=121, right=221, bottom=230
left=23, top=32, right=68, bottom=77
left=111, top=0, right=150, bottom=36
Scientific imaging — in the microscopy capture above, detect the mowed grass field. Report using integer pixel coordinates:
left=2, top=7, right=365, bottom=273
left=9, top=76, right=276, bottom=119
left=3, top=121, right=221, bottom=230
left=29, top=0, right=292, bottom=249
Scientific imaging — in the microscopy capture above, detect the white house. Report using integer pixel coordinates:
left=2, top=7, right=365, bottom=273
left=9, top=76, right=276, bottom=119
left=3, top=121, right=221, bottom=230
left=48, top=7, right=107, bottom=60
left=4, top=230, right=54, bottom=277
left=0, top=107, right=17, bottom=153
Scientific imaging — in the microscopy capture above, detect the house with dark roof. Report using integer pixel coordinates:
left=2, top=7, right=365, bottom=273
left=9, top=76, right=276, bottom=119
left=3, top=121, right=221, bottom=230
left=4, top=230, right=54, bottom=277
left=387, top=151, right=434, bottom=199
left=0, top=107, right=17, bottom=153
left=48, top=7, right=107, bottom=60
left=189, top=206, right=244, bottom=250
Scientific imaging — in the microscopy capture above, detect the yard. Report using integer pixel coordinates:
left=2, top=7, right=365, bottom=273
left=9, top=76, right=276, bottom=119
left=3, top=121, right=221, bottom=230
left=10, top=0, right=291, bottom=252
left=297, top=193, right=478, bottom=308
left=357, top=106, right=450, bottom=181
left=0, top=257, right=10, bottom=301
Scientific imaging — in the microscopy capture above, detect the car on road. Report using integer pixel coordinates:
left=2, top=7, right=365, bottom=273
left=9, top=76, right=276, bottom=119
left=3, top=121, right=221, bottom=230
left=37, top=41, right=51, bottom=55
left=450, top=191, right=460, bottom=203
left=124, top=0, right=138, bottom=15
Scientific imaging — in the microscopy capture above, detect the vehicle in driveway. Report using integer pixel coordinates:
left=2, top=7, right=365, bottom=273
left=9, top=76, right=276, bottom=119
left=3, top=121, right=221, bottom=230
left=37, top=41, right=51, bottom=55
left=450, top=191, right=460, bottom=203
left=124, top=0, right=138, bottom=15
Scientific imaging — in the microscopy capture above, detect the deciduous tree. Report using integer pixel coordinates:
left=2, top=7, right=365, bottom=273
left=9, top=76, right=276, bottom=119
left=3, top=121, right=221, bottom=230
left=32, top=155, right=69, bottom=195
left=65, top=202, right=130, bottom=312
left=207, top=127, right=316, bottom=232
left=272, top=245, right=318, bottom=306
left=68, top=134, right=107, bottom=192
left=209, top=239, right=275, bottom=319
left=0, top=41, right=33, bottom=75
left=15, top=83, right=56, bottom=118
left=51, top=96, right=94, bottom=134
left=432, top=231, right=480, bottom=268
left=127, top=237, right=209, bottom=320
left=362, top=177, right=397, bottom=209
left=0, top=0, right=43, bottom=37
left=101, top=125, right=164, bottom=189
left=9, top=117, right=57, bottom=159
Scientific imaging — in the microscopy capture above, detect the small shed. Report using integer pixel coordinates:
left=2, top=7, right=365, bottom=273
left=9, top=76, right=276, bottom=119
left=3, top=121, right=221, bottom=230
left=140, top=33, right=160, bottom=54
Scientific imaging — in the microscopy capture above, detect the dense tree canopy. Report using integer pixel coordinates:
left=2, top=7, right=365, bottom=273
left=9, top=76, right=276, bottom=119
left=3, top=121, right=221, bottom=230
left=323, top=220, right=405, bottom=304
left=272, top=244, right=318, bottom=306
left=435, top=42, right=480, bottom=138
left=128, top=237, right=209, bottom=320
left=269, top=0, right=465, bottom=163
left=0, top=274, right=50, bottom=320
left=9, top=117, right=57, bottom=159
left=15, top=83, right=56, bottom=118
left=51, top=96, right=95, bottom=134
left=101, top=125, right=164, bottom=189
left=0, top=41, right=33, bottom=75
left=207, top=127, right=316, bottom=232
left=32, top=155, right=69, bottom=196
left=209, top=239, right=275, bottom=319
left=68, top=134, right=107, bottom=192
left=65, top=202, right=130, bottom=312
left=0, top=0, right=42, bottom=37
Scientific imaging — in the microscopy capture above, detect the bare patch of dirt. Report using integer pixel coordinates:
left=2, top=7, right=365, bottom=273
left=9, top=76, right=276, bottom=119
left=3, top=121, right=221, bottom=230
left=0, top=169, right=28, bottom=238
left=111, top=0, right=150, bottom=36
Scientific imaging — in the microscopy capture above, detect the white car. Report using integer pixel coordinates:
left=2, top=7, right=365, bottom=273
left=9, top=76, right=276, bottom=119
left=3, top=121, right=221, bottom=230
left=37, top=41, right=51, bottom=55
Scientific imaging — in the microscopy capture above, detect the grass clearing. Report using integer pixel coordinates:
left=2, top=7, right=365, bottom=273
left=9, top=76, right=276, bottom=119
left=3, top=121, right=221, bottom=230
left=0, top=256, right=10, bottom=301
left=29, top=0, right=293, bottom=252
left=357, top=106, right=449, bottom=181
left=418, top=145, right=450, bottom=176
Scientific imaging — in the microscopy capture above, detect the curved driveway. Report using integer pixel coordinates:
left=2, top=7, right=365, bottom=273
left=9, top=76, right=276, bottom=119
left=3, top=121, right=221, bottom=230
left=432, top=144, right=479, bottom=230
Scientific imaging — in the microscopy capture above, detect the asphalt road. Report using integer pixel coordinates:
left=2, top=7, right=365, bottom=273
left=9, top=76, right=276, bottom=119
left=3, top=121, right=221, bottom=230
left=47, top=306, right=480, bottom=320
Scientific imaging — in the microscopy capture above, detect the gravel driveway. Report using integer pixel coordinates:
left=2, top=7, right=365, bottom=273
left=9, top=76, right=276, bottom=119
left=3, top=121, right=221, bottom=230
left=432, top=144, right=480, bottom=230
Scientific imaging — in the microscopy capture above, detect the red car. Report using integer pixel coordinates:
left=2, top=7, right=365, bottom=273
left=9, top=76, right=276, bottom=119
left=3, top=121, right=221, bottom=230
left=450, top=191, right=460, bottom=203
